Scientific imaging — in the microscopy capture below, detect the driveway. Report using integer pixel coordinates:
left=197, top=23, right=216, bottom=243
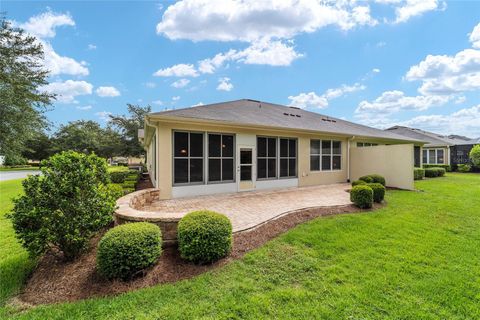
left=0, top=170, right=40, bottom=181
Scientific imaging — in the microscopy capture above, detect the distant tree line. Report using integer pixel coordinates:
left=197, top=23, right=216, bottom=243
left=0, top=13, right=150, bottom=165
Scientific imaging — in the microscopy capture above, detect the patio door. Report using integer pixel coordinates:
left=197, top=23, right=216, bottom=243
left=237, top=146, right=255, bottom=191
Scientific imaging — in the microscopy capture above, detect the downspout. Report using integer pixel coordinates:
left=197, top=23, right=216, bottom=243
left=347, top=136, right=355, bottom=182
left=145, top=117, right=158, bottom=188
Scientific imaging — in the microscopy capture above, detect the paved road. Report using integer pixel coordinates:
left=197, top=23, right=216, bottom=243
left=0, top=170, right=40, bottom=181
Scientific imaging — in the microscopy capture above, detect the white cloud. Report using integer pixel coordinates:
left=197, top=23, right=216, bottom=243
left=172, top=96, right=180, bottom=101
left=41, top=80, right=93, bottom=103
left=356, top=90, right=451, bottom=115
left=232, top=39, right=303, bottom=66
left=42, top=41, right=89, bottom=76
left=470, top=22, right=480, bottom=48
left=372, top=68, right=381, bottom=73
left=405, top=48, right=480, bottom=95
left=152, top=100, right=163, bottom=105
left=156, top=0, right=378, bottom=42
left=191, top=102, right=204, bottom=107
left=455, top=96, right=466, bottom=104
left=96, top=86, right=121, bottom=97
left=76, top=105, right=92, bottom=110
left=216, top=77, right=233, bottom=91
left=171, top=78, right=190, bottom=88
left=95, top=111, right=112, bottom=122
left=87, top=44, right=97, bottom=50
left=288, top=82, right=366, bottom=109
left=19, top=11, right=75, bottom=38
left=145, top=82, right=156, bottom=88
left=398, top=105, right=480, bottom=137
left=393, top=0, right=444, bottom=24
left=153, top=63, right=199, bottom=77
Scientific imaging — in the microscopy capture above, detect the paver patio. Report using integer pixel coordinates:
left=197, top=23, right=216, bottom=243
left=143, top=183, right=352, bottom=232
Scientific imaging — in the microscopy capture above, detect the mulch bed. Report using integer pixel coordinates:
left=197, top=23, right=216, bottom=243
left=18, top=202, right=381, bottom=306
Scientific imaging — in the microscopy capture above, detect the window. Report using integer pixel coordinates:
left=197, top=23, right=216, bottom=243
left=173, top=131, right=204, bottom=184
left=423, top=148, right=445, bottom=165
left=257, top=137, right=277, bottom=179
left=357, top=142, right=378, bottom=147
left=280, top=138, right=297, bottom=177
left=311, top=140, right=342, bottom=171
left=208, top=134, right=234, bottom=183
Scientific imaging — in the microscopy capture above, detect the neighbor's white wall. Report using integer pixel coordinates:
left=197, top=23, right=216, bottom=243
left=350, top=144, right=414, bottom=190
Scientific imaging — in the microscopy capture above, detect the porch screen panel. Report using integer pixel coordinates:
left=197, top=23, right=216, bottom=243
left=280, top=138, right=297, bottom=177
left=208, top=134, right=234, bottom=182
left=257, top=137, right=277, bottom=179
left=173, top=131, right=204, bottom=184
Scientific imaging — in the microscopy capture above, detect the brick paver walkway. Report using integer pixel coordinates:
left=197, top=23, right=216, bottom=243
left=144, top=184, right=352, bottom=232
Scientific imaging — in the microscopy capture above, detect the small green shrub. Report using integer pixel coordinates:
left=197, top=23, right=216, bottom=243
left=368, top=174, right=386, bottom=186
left=359, top=175, right=374, bottom=183
left=457, top=164, right=472, bottom=173
left=108, top=184, right=124, bottom=199
left=367, top=183, right=385, bottom=203
left=124, top=174, right=139, bottom=182
left=110, top=171, right=127, bottom=183
left=350, top=185, right=373, bottom=209
left=424, top=167, right=446, bottom=178
left=422, top=164, right=451, bottom=172
left=122, top=181, right=136, bottom=188
left=97, top=222, right=162, bottom=280
left=177, top=210, right=232, bottom=264
left=8, top=151, right=116, bottom=260
left=352, top=180, right=367, bottom=187
left=414, top=168, right=425, bottom=180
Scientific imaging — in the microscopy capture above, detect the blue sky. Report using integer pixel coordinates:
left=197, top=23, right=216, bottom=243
left=4, top=0, right=480, bottom=137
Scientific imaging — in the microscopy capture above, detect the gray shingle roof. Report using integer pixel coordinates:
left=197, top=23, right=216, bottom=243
left=148, top=99, right=424, bottom=143
left=385, top=126, right=468, bottom=147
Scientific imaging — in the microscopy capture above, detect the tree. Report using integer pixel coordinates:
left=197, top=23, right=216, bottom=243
left=109, top=104, right=151, bottom=157
left=9, top=151, right=116, bottom=260
left=470, top=145, right=480, bottom=166
left=52, top=120, right=123, bottom=160
left=22, top=130, right=54, bottom=161
left=0, top=14, right=54, bottom=164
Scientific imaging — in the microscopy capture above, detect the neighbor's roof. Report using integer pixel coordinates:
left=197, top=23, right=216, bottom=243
left=385, top=126, right=470, bottom=147
left=148, top=99, right=424, bottom=143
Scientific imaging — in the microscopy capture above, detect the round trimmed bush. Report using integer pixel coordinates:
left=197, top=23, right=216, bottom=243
left=177, top=210, right=232, bottom=264
left=108, top=183, right=124, bottom=200
left=367, top=183, right=385, bottom=203
left=97, top=222, right=162, bottom=280
left=368, top=174, right=386, bottom=186
left=414, top=168, right=425, bottom=180
left=110, top=171, right=127, bottom=183
left=359, top=175, right=374, bottom=183
left=350, top=185, right=373, bottom=209
left=351, top=180, right=367, bottom=187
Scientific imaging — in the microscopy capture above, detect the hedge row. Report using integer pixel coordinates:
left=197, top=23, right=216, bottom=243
left=414, top=168, right=425, bottom=180
left=359, top=174, right=386, bottom=186
left=424, top=167, right=446, bottom=178
left=422, top=164, right=451, bottom=172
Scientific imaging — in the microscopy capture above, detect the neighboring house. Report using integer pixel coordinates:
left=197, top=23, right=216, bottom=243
left=386, top=126, right=478, bottom=168
left=142, top=99, right=424, bottom=199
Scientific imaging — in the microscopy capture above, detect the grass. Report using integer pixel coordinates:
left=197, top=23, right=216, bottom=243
left=0, top=180, right=36, bottom=307
left=1, top=174, right=479, bottom=319
left=0, top=167, right=39, bottom=172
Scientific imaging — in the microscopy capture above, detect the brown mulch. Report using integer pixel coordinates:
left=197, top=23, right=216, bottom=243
left=19, top=203, right=380, bottom=306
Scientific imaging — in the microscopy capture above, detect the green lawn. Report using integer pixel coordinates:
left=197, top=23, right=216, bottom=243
left=0, top=167, right=39, bottom=172
left=1, top=174, right=479, bottom=319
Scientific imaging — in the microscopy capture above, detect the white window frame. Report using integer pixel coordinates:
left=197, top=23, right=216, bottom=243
left=172, top=131, right=205, bottom=186
left=256, top=136, right=278, bottom=180
left=310, top=139, right=342, bottom=172
left=207, top=133, right=235, bottom=184
left=422, top=148, right=445, bottom=165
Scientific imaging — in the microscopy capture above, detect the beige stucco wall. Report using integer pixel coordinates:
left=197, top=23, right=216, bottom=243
left=350, top=144, right=414, bottom=190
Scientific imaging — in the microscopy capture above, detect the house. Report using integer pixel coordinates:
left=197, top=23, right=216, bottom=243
left=142, top=99, right=424, bottom=200
left=385, top=126, right=478, bottom=168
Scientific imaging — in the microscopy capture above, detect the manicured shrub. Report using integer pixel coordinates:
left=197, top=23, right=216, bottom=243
left=414, top=168, right=425, bottom=180
left=350, top=185, right=373, bottom=209
left=457, top=164, right=472, bottom=173
left=97, top=222, right=162, bottom=280
left=124, top=174, right=139, bottom=182
left=470, top=145, right=480, bottom=166
left=367, top=183, right=385, bottom=203
left=8, top=151, right=116, bottom=260
left=424, top=167, right=446, bottom=178
left=123, top=187, right=135, bottom=195
left=359, top=175, right=374, bottom=183
left=122, top=181, right=136, bottom=189
left=110, top=171, right=127, bottom=183
left=352, top=180, right=367, bottom=187
left=108, top=184, right=124, bottom=200
left=177, top=210, right=232, bottom=264
left=368, top=174, right=386, bottom=186
left=422, top=164, right=451, bottom=172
